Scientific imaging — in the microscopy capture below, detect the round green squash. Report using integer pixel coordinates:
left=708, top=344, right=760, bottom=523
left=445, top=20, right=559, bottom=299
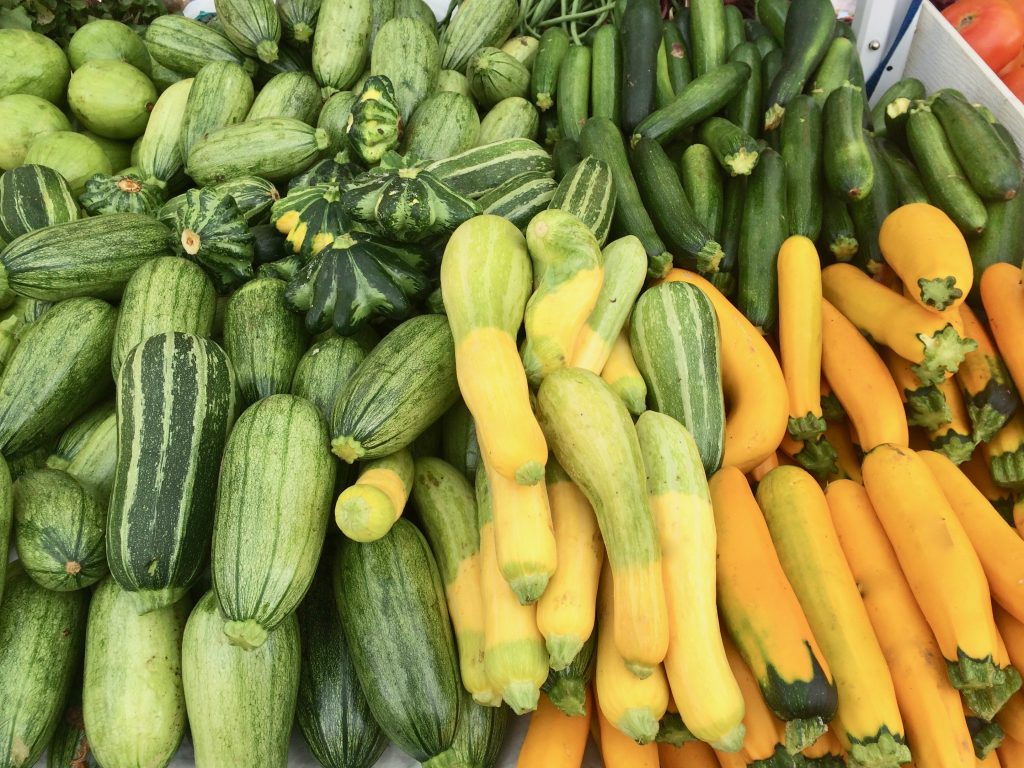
left=467, top=47, right=530, bottom=108
left=79, top=172, right=165, bottom=216
left=0, top=94, right=72, bottom=171
left=0, top=29, right=70, bottom=104
left=81, top=132, right=135, bottom=173
left=68, top=60, right=158, bottom=140
left=67, top=20, right=152, bottom=75
left=23, top=132, right=113, bottom=196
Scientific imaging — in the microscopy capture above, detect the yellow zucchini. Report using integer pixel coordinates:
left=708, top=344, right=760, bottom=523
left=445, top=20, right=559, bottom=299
left=334, top=448, right=413, bottom=542
left=600, top=328, right=647, bottom=416
left=928, top=375, right=976, bottom=465
left=721, top=630, right=785, bottom=763
left=980, top=262, right=1024, bottom=396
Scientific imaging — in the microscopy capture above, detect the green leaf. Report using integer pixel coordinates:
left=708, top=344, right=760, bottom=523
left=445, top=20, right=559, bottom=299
left=0, top=6, right=32, bottom=28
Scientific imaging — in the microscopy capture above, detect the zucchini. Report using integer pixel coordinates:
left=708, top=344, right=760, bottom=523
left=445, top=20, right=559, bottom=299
left=849, top=136, right=899, bottom=276
left=632, top=61, right=750, bottom=146
left=557, top=45, right=591, bottom=143
left=312, top=0, right=371, bottom=91
left=478, top=97, right=539, bottom=146
left=502, top=35, right=539, bottom=69
left=690, top=0, right=727, bottom=78
left=822, top=81, right=874, bottom=201
left=107, top=332, right=236, bottom=614
left=467, top=47, right=530, bottom=109
left=969, top=192, right=1024, bottom=305
left=723, top=4, right=745, bottom=55
left=698, top=116, right=760, bottom=176
left=868, top=79, right=924, bottom=136
left=591, top=25, right=622, bottom=127
left=370, top=17, right=441, bottom=123
left=317, top=91, right=357, bottom=157
left=738, top=147, right=787, bottom=332
left=331, top=314, right=458, bottom=463
left=0, top=457, right=9, bottom=601
left=551, top=139, right=582, bottom=181
left=809, top=36, right=855, bottom=110
left=247, top=71, right=322, bottom=124
left=145, top=16, right=257, bottom=77
left=630, top=282, right=725, bottom=474
left=13, top=468, right=106, bottom=591
left=663, top=22, right=692, bottom=94
left=44, top=404, right=117, bottom=507
left=620, top=0, right=662, bottom=134
left=531, top=27, right=570, bottom=112
left=884, top=96, right=915, bottom=146
left=338, top=520, right=461, bottom=763
left=212, top=394, right=335, bottom=649
left=549, top=156, right=616, bottom=246
left=439, top=0, right=518, bottom=72
left=404, top=91, right=481, bottom=162
left=907, top=102, right=988, bottom=236
left=278, top=0, right=321, bottom=45
left=763, top=0, right=835, bottom=131
left=632, top=137, right=724, bottom=274
left=215, top=0, right=281, bottom=64
left=0, top=563, right=87, bottom=768
left=0, top=213, right=170, bottom=302
left=877, top=138, right=929, bottom=206
left=781, top=94, right=823, bottom=240
left=726, top=42, right=762, bottom=139
left=480, top=171, right=557, bottom=229
left=297, top=559, right=388, bottom=768
left=183, top=591, right=300, bottom=768
left=223, top=277, right=308, bottom=404
left=0, top=297, right=115, bottom=459
left=756, top=0, right=789, bottom=44
left=424, top=138, right=553, bottom=200
left=450, top=691, right=509, bottom=767
left=291, top=335, right=365, bottom=425
left=932, top=90, right=1022, bottom=202
left=0, top=165, right=79, bottom=243
left=111, top=255, right=216, bottom=379
left=715, top=175, right=745, bottom=296
left=441, top=401, right=481, bottom=481
left=46, top=693, right=96, bottom=768
left=820, top=193, right=858, bottom=263
left=680, top=144, right=724, bottom=239
left=579, top=117, right=671, bottom=278
left=81, top=577, right=188, bottom=768
left=543, top=631, right=597, bottom=717
left=761, top=46, right=784, bottom=104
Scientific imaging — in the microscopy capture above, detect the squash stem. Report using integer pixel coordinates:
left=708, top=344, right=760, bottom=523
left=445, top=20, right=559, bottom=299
left=545, top=634, right=585, bottom=672
left=223, top=619, right=269, bottom=650
left=544, top=676, right=587, bottom=717
left=783, top=717, right=827, bottom=755
left=911, top=325, right=978, bottom=386
left=845, top=727, right=913, bottom=768
left=989, top=446, right=1024, bottom=490
left=655, top=712, right=695, bottom=747
left=617, top=708, right=660, bottom=745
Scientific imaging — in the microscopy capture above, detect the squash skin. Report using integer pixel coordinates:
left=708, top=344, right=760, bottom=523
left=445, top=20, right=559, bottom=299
left=335, top=448, right=413, bottom=543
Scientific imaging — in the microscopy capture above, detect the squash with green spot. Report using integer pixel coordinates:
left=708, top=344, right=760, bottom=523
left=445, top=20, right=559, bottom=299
left=346, top=75, right=403, bottom=166
left=271, top=184, right=351, bottom=258
left=164, top=186, right=254, bottom=293
left=79, top=173, right=164, bottom=216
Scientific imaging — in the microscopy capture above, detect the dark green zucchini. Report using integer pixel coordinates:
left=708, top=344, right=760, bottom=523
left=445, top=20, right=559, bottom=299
left=869, top=77, right=925, bottom=139
left=781, top=94, right=823, bottom=240
left=591, top=25, right=623, bottom=128
left=714, top=176, right=746, bottom=296
left=849, top=137, right=899, bottom=276
left=809, top=36, right=854, bottom=110
left=877, top=138, right=929, bottom=206
left=531, top=28, right=570, bottom=112
left=543, top=630, right=596, bottom=717
left=441, top=400, right=481, bottom=482
left=883, top=95, right=916, bottom=146
left=727, top=42, right=762, bottom=139
left=0, top=562, right=87, bottom=768
left=291, top=335, right=366, bottom=426
left=723, top=5, right=745, bottom=55
left=680, top=144, right=724, bottom=239
left=690, top=0, right=727, bottom=78
left=820, top=193, right=858, bottom=263
left=621, top=0, right=662, bottom=134
left=338, top=520, right=461, bottom=764
left=761, top=47, right=784, bottom=106
left=756, top=0, right=789, bottom=44
left=556, top=45, right=591, bottom=143
left=763, top=0, right=835, bottom=131
left=223, top=277, right=309, bottom=404
left=632, top=137, right=724, bottom=275
left=699, top=117, right=761, bottom=176
left=822, top=81, right=874, bottom=201
left=663, top=22, right=692, bottom=94
left=450, top=690, right=509, bottom=768
left=754, top=29, right=779, bottom=60
left=331, top=314, right=458, bottom=464
left=738, top=147, right=787, bottom=331
left=297, top=558, right=388, bottom=768
left=969, top=191, right=1024, bottom=306
left=552, top=139, right=582, bottom=180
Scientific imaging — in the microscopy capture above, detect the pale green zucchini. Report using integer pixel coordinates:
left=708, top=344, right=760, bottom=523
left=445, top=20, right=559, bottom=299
left=45, top=404, right=117, bottom=507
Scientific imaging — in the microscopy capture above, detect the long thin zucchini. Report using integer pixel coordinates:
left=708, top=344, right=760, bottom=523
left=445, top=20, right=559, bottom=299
left=738, top=147, right=786, bottom=332
left=620, top=0, right=661, bottom=134
left=590, top=25, right=622, bottom=127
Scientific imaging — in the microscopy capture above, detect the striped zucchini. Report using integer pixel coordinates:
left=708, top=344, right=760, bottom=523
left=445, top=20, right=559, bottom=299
left=424, top=138, right=553, bottom=199
left=0, top=563, right=87, bottom=768
left=338, top=520, right=461, bottom=763
left=441, top=400, right=481, bottom=481
left=449, top=690, right=510, bottom=768
left=297, top=559, right=388, bottom=768
left=82, top=577, right=188, bottom=768
left=212, top=395, right=335, bottom=649
left=107, top=332, right=236, bottom=614
left=0, top=457, right=9, bottom=604
left=480, top=171, right=558, bottom=229
left=183, top=591, right=300, bottom=768
left=13, top=468, right=106, bottom=591
left=215, top=0, right=281, bottom=64
left=548, top=156, right=616, bottom=246
left=478, top=97, right=540, bottom=145
left=630, top=282, right=725, bottom=475
left=210, top=176, right=280, bottom=225
left=248, top=71, right=323, bottom=124
left=223, top=277, right=308, bottom=404
left=0, top=165, right=79, bottom=242
left=439, top=0, right=518, bottom=72
left=45, top=403, right=117, bottom=507
left=371, top=17, right=440, bottom=123
left=179, top=62, right=254, bottom=162
left=331, top=314, right=458, bottom=463
left=278, top=0, right=321, bottom=44
left=0, top=297, right=115, bottom=459
left=145, top=16, right=257, bottom=76
left=291, top=335, right=365, bottom=425
left=186, top=117, right=330, bottom=185
left=112, top=256, right=217, bottom=378
left=404, top=91, right=481, bottom=162
left=0, top=213, right=171, bottom=302
left=312, top=0, right=372, bottom=91
left=137, top=78, right=194, bottom=188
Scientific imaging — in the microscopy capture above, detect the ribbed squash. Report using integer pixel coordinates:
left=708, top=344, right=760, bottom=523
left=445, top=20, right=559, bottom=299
left=270, top=183, right=350, bottom=259
left=347, top=75, right=402, bottom=166
left=335, top=448, right=413, bottom=543
left=78, top=173, right=164, bottom=216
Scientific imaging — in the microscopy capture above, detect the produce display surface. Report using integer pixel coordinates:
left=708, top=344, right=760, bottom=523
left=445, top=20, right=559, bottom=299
left=4, top=0, right=1024, bottom=767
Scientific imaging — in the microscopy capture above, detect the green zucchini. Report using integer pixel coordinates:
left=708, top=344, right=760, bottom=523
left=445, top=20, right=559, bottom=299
left=877, top=138, right=929, bottom=206
left=907, top=102, right=988, bottom=236
left=781, top=94, right=823, bottom=240
left=884, top=96, right=915, bottom=146
left=338, top=520, right=461, bottom=763
left=297, top=558, right=388, bottom=768
left=820, top=193, right=858, bottom=263
left=727, top=41, right=762, bottom=139
left=0, top=213, right=170, bottom=302
left=291, top=335, right=365, bottom=425
left=502, top=35, right=540, bottom=69
left=439, top=0, right=518, bottom=72
left=186, top=117, right=329, bottom=185
left=395, top=0, right=437, bottom=27
left=370, top=0, right=396, bottom=45
left=763, top=0, right=835, bottom=131
left=107, top=332, right=236, bottom=614
left=631, top=61, right=750, bottom=146
left=247, top=71, right=322, bottom=124
left=278, top=0, right=321, bottom=45
left=223, top=277, right=309, bottom=404
left=45, top=403, right=117, bottom=507
left=822, top=82, right=874, bottom=202
left=698, top=116, right=760, bottom=176
left=145, top=16, right=257, bottom=77
left=557, top=45, right=591, bottom=143
left=480, top=171, right=558, bottom=229
left=212, top=394, right=335, bottom=649
left=215, top=0, right=281, bottom=64
left=552, top=139, right=582, bottom=180
left=620, top=0, right=662, bottom=133
left=543, top=631, right=596, bottom=717
left=424, top=138, right=553, bottom=199
left=590, top=25, right=622, bottom=127
left=738, top=147, right=786, bottom=331
left=183, top=591, right=300, bottom=768
left=969, top=192, right=1024, bottom=306
left=13, top=468, right=106, bottom=591
left=532, top=27, right=570, bottom=112
left=756, top=0, right=789, bottom=44
left=761, top=47, right=784, bottom=105
left=849, top=136, right=899, bottom=276
left=0, top=456, right=9, bottom=602
left=478, top=97, right=540, bottom=145
left=754, top=28, right=779, bottom=59
left=370, top=17, right=441, bottom=123
left=868, top=79, right=924, bottom=136
left=0, top=563, right=87, bottom=768
left=680, top=144, right=724, bottom=239
left=317, top=90, right=357, bottom=157
left=0, top=298, right=115, bottom=459
left=441, top=401, right=481, bottom=481
left=579, top=117, right=671, bottom=278
left=932, top=90, right=1022, bottom=201
left=655, top=36, right=673, bottom=110
left=111, top=256, right=217, bottom=379
left=81, top=577, right=188, bottom=768
left=404, top=91, right=481, bottom=162
left=0, top=165, right=79, bottom=243
left=809, top=36, right=855, bottom=110
left=312, top=0, right=371, bottom=91
left=663, top=22, right=692, bottom=94
left=331, top=314, right=458, bottom=463
left=723, top=5, right=745, bottom=54
left=744, top=19, right=773, bottom=43
left=632, top=137, right=723, bottom=274
left=690, top=0, right=727, bottom=78
left=549, top=156, right=616, bottom=246
left=46, top=693, right=97, bottom=768
left=450, top=691, right=509, bottom=768
left=630, top=281, right=725, bottom=474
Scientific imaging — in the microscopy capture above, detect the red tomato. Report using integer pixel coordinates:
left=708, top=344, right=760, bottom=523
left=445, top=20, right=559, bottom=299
left=1003, top=61, right=1024, bottom=100
left=943, top=0, right=1024, bottom=72
left=1007, top=0, right=1024, bottom=20
left=999, top=43, right=1024, bottom=74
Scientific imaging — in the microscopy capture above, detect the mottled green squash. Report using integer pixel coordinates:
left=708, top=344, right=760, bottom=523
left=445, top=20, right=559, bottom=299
left=164, top=186, right=254, bottom=293
left=290, top=335, right=366, bottom=424
left=78, top=173, right=164, bottom=216
left=271, top=183, right=351, bottom=258
left=0, top=165, right=80, bottom=243
left=347, top=75, right=402, bottom=166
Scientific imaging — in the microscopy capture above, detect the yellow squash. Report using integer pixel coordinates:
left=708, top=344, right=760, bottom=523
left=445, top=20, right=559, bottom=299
left=334, top=449, right=414, bottom=542
left=600, top=329, right=647, bottom=416
left=981, top=262, right=1024, bottom=396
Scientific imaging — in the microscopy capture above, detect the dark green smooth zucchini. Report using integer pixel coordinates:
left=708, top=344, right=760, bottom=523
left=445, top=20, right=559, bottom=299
left=723, top=5, right=745, bottom=56
left=690, top=0, right=727, bottom=78
left=663, top=22, right=692, bottom=94
left=763, top=0, right=835, bottom=131
left=531, top=28, right=569, bottom=112
left=680, top=144, right=724, bottom=240
left=968, top=191, right=1024, bottom=306
left=556, top=45, right=591, bottom=143
left=552, top=139, right=582, bottom=180
left=738, top=147, right=787, bottom=331
left=877, top=138, right=929, bottom=206
left=822, top=81, right=874, bottom=201
left=781, top=94, right=823, bottom=240
left=620, top=0, right=662, bottom=133
left=699, top=117, right=761, bottom=176
left=727, top=42, right=762, bottom=140
left=809, top=36, right=854, bottom=110
left=714, top=176, right=746, bottom=296
left=869, top=77, right=925, bottom=139
left=820, top=193, right=858, bottom=263
left=756, top=0, right=789, bottom=45
left=591, top=24, right=623, bottom=128
left=849, top=136, right=899, bottom=276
